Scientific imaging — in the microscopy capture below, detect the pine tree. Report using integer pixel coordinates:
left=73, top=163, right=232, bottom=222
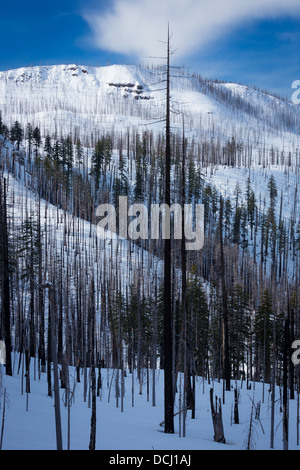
left=91, top=139, right=105, bottom=191
left=187, top=270, right=209, bottom=376
left=75, top=138, right=84, bottom=167
left=26, top=123, right=33, bottom=161
left=44, top=134, right=52, bottom=159
left=255, top=289, right=274, bottom=383
left=10, top=120, right=23, bottom=150
left=32, top=126, right=41, bottom=159
left=18, top=215, right=40, bottom=358
left=228, top=284, right=251, bottom=379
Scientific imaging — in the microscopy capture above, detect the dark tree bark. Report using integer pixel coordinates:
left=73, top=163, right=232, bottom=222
left=163, top=23, right=174, bottom=434
left=0, top=178, right=12, bottom=376
left=283, top=317, right=289, bottom=450
left=89, top=279, right=96, bottom=450
left=210, top=388, right=226, bottom=443
left=219, top=196, right=230, bottom=391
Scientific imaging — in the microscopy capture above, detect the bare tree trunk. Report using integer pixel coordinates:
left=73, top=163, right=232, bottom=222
left=181, top=121, right=187, bottom=437
left=50, top=284, right=63, bottom=451
left=1, top=179, right=12, bottom=376
left=38, top=196, right=45, bottom=371
left=270, top=313, right=276, bottom=449
left=0, top=389, right=6, bottom=450
left=282, top=317, right=289, bottom=450
left=89, top=279, right=96, bottom=450
left=219, top=196, right=230, bottom=391
left=234, top=388, right=239, bottom=424
left=163, top=23, right=174, bottom=434
left=89, top=366, right=96, bottom=450
left=210, top=388, right=226, bottom=443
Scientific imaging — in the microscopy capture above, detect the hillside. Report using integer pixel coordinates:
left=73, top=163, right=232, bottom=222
left=0, top=63, right=299, bottom=452
left=1, top=64, right=300, bottom=154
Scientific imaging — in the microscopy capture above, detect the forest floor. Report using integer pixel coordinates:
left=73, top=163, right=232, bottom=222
left=0, top=355, right=299, bottom=450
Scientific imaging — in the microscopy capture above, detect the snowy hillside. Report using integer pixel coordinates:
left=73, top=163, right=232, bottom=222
left=1, top=63, right=300, bottom=155
left=0, top=62, right=300, bottom=452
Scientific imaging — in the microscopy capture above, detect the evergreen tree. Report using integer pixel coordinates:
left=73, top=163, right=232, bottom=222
left=52, top=141, right=61, bottom=165
left=224, top=197, right=232, bottom=240
left=232, top=206, right=242, bottom=245
left=10, top=120, right=23, bottom=150
left=240, top=205, right=248, bottom=251
left=18, top=215, right=40, bottom=358
left=44, top=134, right=52, bottom=159
left=75, top=138, right=84, bottom=167
left=32, top=126, right=41, bottom=158
left=26, top=123, right=33, bottom=161
left=187, top=269, right=209, bottom=376
left=266, top=175, right=278, bottom=266
left=228, top=283, right=251, bottom=379
left=113, top=146, right=130, bottom=205
left=255, top=289, right=274, bottom=383
left=91, top=139, right=105, bottom=191
left=245, top=176, right=256, bottom=239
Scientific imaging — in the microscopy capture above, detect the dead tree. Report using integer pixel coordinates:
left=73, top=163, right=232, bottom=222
left=210, top=388, right=226, bottom=443
left=234, top=387, right=239, bottom=424
left=0, top=178, right=12, bottom=376
left=88, top=279, right=96, bottom=450
left=163, top=23, right=174, bottom=434
left=282, top=317, right=289, bottom=450
left=219, top=196, right=230, bottom=391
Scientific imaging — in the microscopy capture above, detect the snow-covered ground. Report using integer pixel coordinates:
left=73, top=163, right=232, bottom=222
left=1, top=356, right=298, bottom=450
left=1, top=63, right=300, bottom=156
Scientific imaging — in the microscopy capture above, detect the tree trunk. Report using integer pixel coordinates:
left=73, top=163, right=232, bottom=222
left=50, top=284, right=63, bottom=451
left=219, top=196, right=230, bottom=391
left=1, top=178, right=12, bottom=376
left=163, top=23, right=174, bottom=434
left=210, top=388, right=226, bottom=443
left=282, top=317, right=289, bottom=451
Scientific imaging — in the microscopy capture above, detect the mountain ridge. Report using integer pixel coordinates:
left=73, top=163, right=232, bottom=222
left=1, top=63, right=299, bottom=154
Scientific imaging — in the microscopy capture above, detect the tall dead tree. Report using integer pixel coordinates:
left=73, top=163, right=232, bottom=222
left=163, top=23, right=174, bottom=434
left=219, top=196, right=230, bottom=391
left=0, top=178, right=12, bottom=376
left=89, top=278, right=96, bottom=450
left=42, top=281, right=63, bottom=450
left=282, top=316, right=289, bottom=450
left=181, top=121, right=188, bottom=437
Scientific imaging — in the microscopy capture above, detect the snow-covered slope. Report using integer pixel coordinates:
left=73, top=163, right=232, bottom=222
left=1, top=64, right=300, bottom=155
left=1, top=356, right=299, bottom=450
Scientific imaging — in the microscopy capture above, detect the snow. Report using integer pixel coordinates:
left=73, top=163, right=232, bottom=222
left=1, top=357, right=299, bottom=450
left=1, top=63, right=300, bottom=155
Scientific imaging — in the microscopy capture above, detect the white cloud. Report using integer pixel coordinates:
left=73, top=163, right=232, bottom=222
left=83, top=0, right=300, bottom=62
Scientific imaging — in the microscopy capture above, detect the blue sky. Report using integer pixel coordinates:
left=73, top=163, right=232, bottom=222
left=1, top=0, right=300, bottom=99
